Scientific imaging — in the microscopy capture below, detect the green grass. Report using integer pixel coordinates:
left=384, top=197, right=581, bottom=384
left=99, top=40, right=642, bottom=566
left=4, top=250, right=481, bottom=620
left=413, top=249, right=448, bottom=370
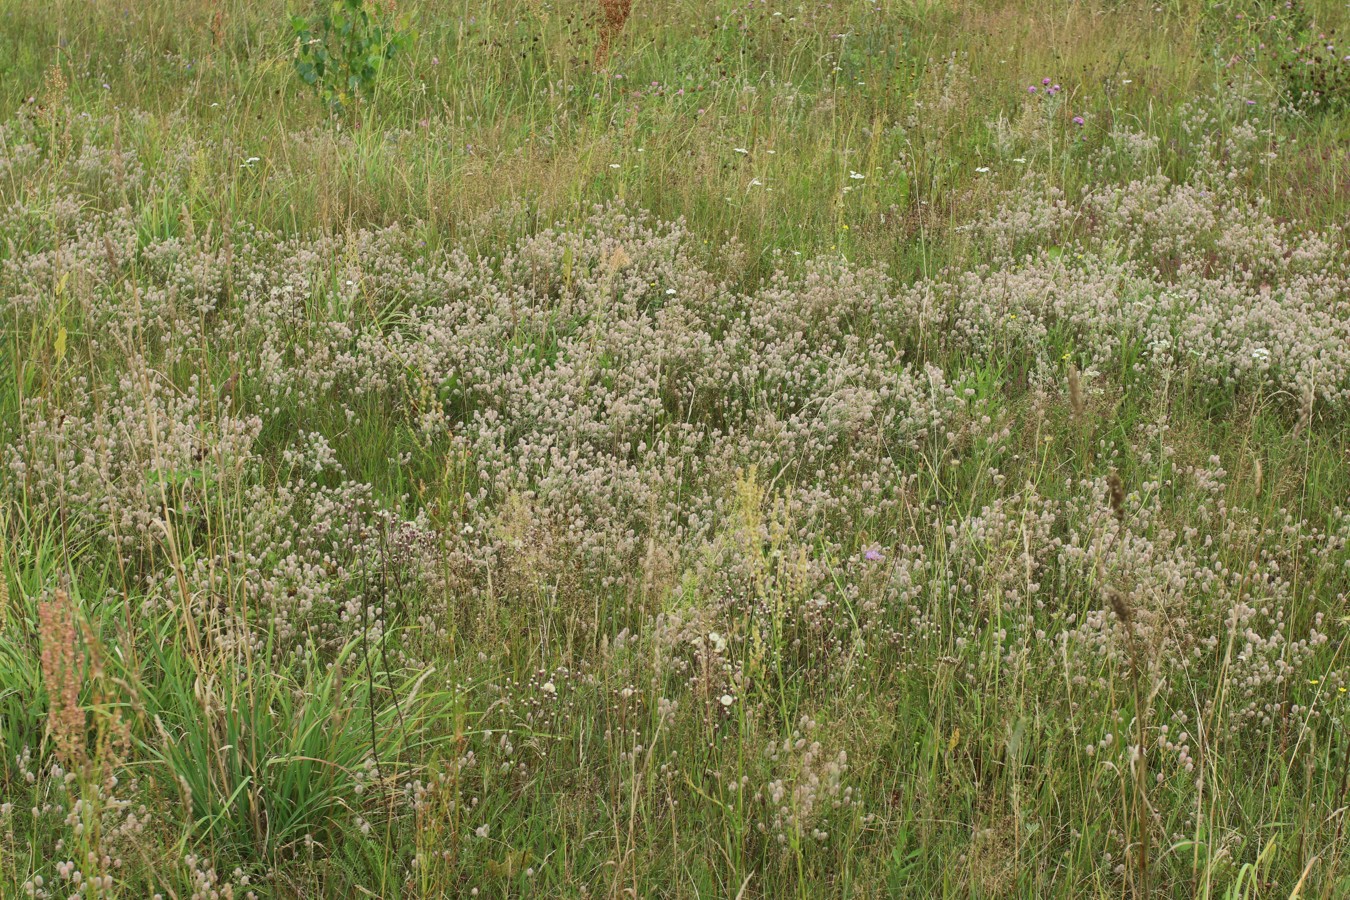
left=2, top=0, right=1350, bottom=897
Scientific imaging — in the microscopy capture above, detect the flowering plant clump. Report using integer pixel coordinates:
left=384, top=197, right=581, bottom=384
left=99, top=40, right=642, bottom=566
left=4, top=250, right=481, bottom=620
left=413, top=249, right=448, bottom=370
left=1229, top=0, right=1350, bottom=110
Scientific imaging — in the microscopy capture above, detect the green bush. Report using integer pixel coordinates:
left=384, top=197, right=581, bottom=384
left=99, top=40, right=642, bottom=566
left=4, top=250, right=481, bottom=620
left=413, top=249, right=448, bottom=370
left=291, top=0, right=413, bottom=117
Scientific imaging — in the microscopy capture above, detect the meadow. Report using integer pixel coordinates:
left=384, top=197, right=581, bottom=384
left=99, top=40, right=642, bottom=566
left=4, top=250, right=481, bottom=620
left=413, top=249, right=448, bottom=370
left=2, top=0, right=1350, bottom=896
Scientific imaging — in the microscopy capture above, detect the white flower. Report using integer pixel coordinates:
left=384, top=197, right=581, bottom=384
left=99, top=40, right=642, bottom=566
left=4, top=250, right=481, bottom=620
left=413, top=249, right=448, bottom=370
left=720, top=694, right=735, bottom=707
left=542, top=681, right=556, bottom=695
left=975, top=166, right=990, bottom=173
left=849, top=171, right=865, bottom=180
left=708, top=632, right=726, bottom=652
left=609, top=163, right=620, bottom=169
left=734, top=147, right=749, bottom=154
left=475, top=824, right=490, bottom=838
left=749, top=178, right=763, bottom=187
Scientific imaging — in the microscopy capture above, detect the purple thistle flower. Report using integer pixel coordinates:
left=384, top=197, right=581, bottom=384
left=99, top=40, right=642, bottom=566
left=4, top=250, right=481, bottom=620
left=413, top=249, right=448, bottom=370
left=864, top=548, right=883, bottom=561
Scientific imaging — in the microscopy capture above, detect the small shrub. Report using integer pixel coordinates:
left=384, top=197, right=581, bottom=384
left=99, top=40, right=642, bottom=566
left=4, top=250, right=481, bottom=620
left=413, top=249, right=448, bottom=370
left=291, top=0, right=413, bottom=116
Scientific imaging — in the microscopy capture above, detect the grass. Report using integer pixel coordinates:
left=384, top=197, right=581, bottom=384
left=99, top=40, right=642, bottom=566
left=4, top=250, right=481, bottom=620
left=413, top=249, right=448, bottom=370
left=1, top=0, right=1350, bottom=897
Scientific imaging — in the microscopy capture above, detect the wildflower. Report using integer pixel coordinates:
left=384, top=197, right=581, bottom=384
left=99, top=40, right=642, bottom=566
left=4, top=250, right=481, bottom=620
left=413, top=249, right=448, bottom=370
left=720, top=694, right=735, bottom=707
left=849, top=171, right=865, bottom=180
left=864, top=548, right=883, bottom=561
left=475, top=824, right=490, bottom=838
left=975, top=166, right=990, bottom=173
left=541, top=680, right=556, bottom=695
left=734, top=147, right=748, bottom=154
left=1073, top=116, right=1085, bottom=125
